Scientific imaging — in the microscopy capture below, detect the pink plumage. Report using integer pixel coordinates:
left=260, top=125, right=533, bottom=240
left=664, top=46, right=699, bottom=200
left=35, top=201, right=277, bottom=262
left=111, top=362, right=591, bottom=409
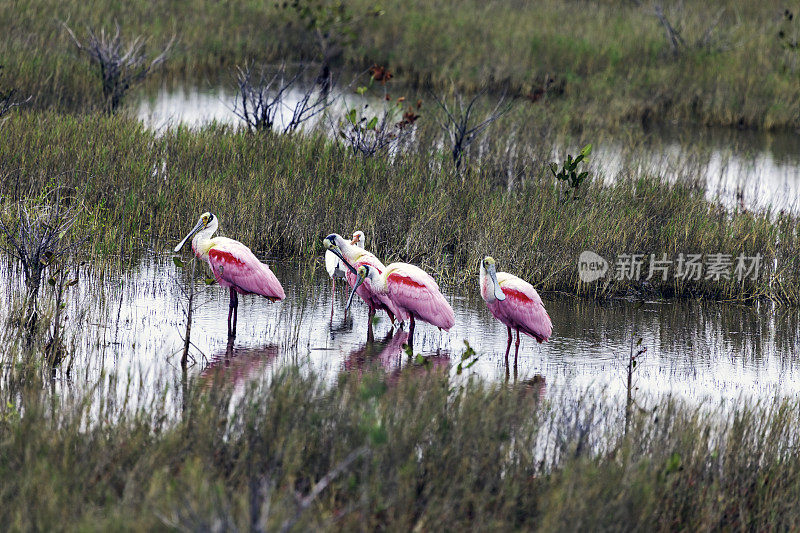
left=207, top=238, right=285, bottom=301
left=345, top=253, right=391, bottom=317
left=485, top=273, right=551, bottom=342
left=480, top=257, right=551, bottom=367
left=176, top=212, right=285, bottom=337
left=382, top=263, right=455, bottom=330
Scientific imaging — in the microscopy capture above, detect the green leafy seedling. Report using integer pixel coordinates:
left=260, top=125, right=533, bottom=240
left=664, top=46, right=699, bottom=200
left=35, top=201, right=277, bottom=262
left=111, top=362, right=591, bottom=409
left=550, top=143, right=592, bottom=198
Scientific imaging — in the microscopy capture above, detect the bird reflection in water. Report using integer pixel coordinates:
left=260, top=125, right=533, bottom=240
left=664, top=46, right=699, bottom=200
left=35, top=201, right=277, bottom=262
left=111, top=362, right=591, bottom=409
left=518, top=374, right=547, bottom=402
left=199, top=336, right=279, bottom=388
left=343, top=328, right=451, bottom=382
left=344, top=329, right=408, bottom=374
left=329, top=312, right=354, bottom=338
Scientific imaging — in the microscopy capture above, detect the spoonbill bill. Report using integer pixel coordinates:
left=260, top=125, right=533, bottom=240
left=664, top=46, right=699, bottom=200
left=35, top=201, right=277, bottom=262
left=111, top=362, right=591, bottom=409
left=174, top=212, right=285, bottom=337
left=323, top=233, right=394, bottom=341
left=325, top=231, right=365, bottom=316
left=479, top=256, right=551, bottom=369
left=347, top=263, right=454, bottom=349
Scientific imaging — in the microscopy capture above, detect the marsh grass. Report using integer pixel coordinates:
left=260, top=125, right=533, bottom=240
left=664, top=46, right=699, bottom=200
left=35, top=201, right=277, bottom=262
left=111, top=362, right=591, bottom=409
left=1, top=362, right=800, bottom=530
left=1, top=111, right=798, bottom=303
left=3, top=0, right=800, bottom=130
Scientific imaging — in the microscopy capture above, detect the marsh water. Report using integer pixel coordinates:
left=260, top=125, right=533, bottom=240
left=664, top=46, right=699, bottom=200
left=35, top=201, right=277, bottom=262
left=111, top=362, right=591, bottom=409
left=6, top=253, right=800, bottom=404
left=136, top=84, right=800, bottom=214
left=24, top=84, right=792, bottom=405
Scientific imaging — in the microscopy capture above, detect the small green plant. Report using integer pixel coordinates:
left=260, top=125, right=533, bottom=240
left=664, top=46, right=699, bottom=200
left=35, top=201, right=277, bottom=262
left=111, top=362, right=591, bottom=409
left=172, top=255, right=216, bottom=367
left=403, top=343, right=432, bottom=368
left=550, top=143, right=592, bottom=198
left=0, top=182, right=87, bottom=347
left=456, top=340, right=479, bottom=375
left=338, top=66, right=419, bottom=156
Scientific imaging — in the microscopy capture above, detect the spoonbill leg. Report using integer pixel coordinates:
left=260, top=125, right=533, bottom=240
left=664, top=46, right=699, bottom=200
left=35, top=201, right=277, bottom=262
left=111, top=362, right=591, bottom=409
left=228, top=288, right=239, bottom=337
left=330, top=278, right=336, bottom=320
left=367, top=308, right=375, bottom=343
left=504, top=326, right=512, bottom=368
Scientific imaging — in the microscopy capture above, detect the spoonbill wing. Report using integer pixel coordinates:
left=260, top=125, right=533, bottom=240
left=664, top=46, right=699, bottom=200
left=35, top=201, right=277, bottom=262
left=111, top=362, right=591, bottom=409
left=325, top=249, right=345, bottom=279
left=496, top=273, right=551, bottom=342
left=208, top=239, right=285, bottom=301
left=385, top=263, right=455, bottom=330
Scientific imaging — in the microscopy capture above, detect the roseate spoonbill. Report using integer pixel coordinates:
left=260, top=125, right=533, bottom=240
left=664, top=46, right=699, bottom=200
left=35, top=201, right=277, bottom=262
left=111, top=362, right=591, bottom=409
left=174, top=212, right=285, bottom=337
left=479, top=256, right=551, bottom=370
left=347, top=263, right=455, bottom=349
left=325, top=231, right=365, bottom=316
left=323, top=233, right=394, bottom=341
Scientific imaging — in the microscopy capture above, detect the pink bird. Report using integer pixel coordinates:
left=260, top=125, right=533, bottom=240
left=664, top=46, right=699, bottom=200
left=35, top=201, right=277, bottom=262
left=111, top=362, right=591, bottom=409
left=347, top=262, right=455, bottom=349
left=325, top=230, right=365, bottom=318
left=324, top=233, right=395, bottom=341
left=479, top=256, right=551, bottom=369
left=174, top=212, right=285, bottom=337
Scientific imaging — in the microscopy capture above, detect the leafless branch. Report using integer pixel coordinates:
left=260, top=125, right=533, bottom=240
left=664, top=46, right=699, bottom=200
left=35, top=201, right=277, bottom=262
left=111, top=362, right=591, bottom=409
left=0, top=66, right=31, bottom=119
left=233, top=63, right=334, bottom=134
left=431, top=88, right=513, bottom=170
left=654, top=5, right=685, bottom=56
left=279, top=446, right=369, bottom=533
left=699, top=8, right=726, bottom=49
left=652, top=5, right=728, bottom=56
left=62, top=20, right=174, bottom=113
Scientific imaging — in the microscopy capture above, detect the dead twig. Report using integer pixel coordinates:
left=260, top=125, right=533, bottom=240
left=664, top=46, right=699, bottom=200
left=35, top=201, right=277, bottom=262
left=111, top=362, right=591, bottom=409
left=233, top=63, right=333, bottom=134
left=62, top=20, right=174, bottom=113
left=654, top=5, right=685, bottom=56
left=431, top=88, right=513, bottom=170
left=279, top=446, right=370, bottom=533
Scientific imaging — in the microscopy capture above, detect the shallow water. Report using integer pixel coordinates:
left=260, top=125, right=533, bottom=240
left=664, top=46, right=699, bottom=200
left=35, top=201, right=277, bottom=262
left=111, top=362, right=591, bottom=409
left=135, top=85, right=800, bottom=213
left=6, top=254, right=799, bottom=403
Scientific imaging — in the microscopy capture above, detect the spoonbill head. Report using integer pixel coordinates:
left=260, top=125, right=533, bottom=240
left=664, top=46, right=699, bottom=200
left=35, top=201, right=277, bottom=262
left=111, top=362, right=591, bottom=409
left=325, top=230, right=365, bottom=280
left=325, top=230, right=366, bottom=317
left=479, top=256, right=551, bottom=370
left=351, top=230, right=365, bottom=247
left=323, top=234, right=394, bottom=339
left=479, top=256, right=506, bottom=302
left=323, top=233, right=373, bottom=266
left=175, top=211, right=218, bottom=258
left=175, top=212, right=285, bottom=337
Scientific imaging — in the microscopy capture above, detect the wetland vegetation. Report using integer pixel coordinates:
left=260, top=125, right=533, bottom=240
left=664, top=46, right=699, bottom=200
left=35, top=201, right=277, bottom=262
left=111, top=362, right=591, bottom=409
left=1, top=111, right=798, bottom=302
left=4, top=0, right=800, bottom=130
left=2, top=0, right=800, bottom=529
left=4, top=367, right=800, bottom=531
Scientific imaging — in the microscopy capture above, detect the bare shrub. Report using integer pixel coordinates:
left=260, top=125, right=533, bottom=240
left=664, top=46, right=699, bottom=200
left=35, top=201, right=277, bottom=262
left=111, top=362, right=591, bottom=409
left=233, top=63, right=333, bottom=134
left=336, top=65, right=419, bottom=157
left=0, top=66, right=30, bottom=119
left=0, top=181, right=88, bottom=341
left=62, top=21, right=174, bottom=113
left=431, top=89, right=513, bottom=170
left=653, top=4, right=728, bottom=57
